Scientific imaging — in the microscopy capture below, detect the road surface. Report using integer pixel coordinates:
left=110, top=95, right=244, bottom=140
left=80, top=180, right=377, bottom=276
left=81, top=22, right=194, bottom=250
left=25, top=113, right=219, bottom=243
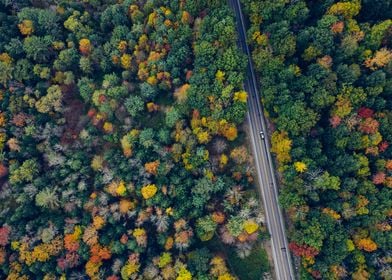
left=228, top=0, right=296, bottom=279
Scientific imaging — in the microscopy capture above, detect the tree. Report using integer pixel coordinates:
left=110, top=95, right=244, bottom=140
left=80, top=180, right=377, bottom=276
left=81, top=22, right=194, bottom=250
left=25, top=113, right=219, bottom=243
left=23, top=35, right=53, bottom=63
left=18, top=19, right=34, bottom=36
left=294, top=161, right=307, bottom=173
left=121, top=53, right=132, bottom=69
left=35, top=85, right=63, bottom=114
left=367, top=19, right=392, bottom=49
left=0, top=60, right=12, bottom=86
left=13, top=58, right=33, bottom=82
left=288, top=242, right=319, bottom=258
left=0, top=226, right=11, bottom=246
left=139, top=128, right=155, bottom=148
left=78, top=77, right=95, bottom=102
left=364, top=48, right=392, bottom=70
left=9, top=159, right=39, bottom=185
left=54, top=48, right=79, bottom=71
left=100, top=4, right=129, bottom=32
left=196, top=216, right=217, bottom=241
left=35, top=188, right=59, bottom=209
left=79, top=56, right=92, bottom=73
left=17, top=7, right=60, bottom=37
left=221, top=125, right=238, bottom=141
left=230, top=146, right=248, bottom=164
left=145, top=161, right=159, bottom=175
left=278, top=102, right=319, bottom=136
left=356, top=238, right=378, bottom=252
left=295, top=218, right=325, bottom=250
left=314, top=172, right=341, bottom=191
left=327, top=1, right=361, bottom=18
left=63, top=14, right=89, bottom=37
left=271, top=131, right=292, bottom=165
left=165, top=107, right=181, bottom=128
left=125, top=95, right=144, bottom=117
left=0, top=1, right=355, bottom=278
left=79, top=38, right=91, bottom=55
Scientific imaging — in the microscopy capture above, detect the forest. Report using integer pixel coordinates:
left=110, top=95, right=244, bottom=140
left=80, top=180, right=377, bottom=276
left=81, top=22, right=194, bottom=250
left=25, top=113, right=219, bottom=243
left=0, top=0, right=270, bottom=279
left=241, top=0, right=392, bottom=279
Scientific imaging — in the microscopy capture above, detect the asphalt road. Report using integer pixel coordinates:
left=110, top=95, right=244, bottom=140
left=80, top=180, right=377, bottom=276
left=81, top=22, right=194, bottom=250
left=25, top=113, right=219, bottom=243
left=228, top=0, right=296, bottom=279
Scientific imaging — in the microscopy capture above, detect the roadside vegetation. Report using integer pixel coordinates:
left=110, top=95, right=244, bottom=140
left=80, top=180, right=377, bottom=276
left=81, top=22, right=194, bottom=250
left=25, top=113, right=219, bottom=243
left=0, top=0, right=269, bottom=279
left=241, top=0, right=392, bottom=278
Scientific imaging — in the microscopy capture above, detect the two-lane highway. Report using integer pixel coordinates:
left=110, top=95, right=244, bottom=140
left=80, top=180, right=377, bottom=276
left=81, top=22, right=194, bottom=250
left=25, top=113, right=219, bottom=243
left=228, top=0, right=295, bottom=279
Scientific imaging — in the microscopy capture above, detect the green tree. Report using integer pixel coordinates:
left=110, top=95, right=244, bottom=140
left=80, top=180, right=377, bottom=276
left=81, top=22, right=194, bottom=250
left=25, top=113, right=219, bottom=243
left=23, top=35, right=53, bottom=63
left=17, top=7, right=60, bottom=37
left=9, top=159, right=39, bottom=185
left=314, top=171, right=341, bottom=191
left=54, top=48, right=79, bottom=71
left=165, top=107, right=181, bottom=128
left=35, top=188, right=60, bottom=210
left=125, top=95, right=144, bottom=117
left=196, top=215, right=217, bottom=241
left=0, top=60, right=12, bottom=86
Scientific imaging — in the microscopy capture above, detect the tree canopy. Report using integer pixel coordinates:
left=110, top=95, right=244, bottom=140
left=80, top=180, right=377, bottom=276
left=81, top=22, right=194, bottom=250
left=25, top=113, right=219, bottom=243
left=242, top=0, right=392, bottom=278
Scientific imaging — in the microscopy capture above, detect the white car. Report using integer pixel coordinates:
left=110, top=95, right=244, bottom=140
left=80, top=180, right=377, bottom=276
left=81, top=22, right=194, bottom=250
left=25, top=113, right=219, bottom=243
left=260, top=131, right=265, bottom=139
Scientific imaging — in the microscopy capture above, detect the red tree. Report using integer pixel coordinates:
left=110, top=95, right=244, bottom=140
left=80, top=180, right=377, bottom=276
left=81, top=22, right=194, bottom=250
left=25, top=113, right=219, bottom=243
left=0, top=226, right=11, bottom=246
left=379, top=141, right=389, bottom=153
left=358, top=107, right=374, bottom=118
left=289, top=242, right=319, bottom=258
left=359, top=118, right=379, bottom=134
left=373, top=172, right=386, bottom=185
left=0, top=163, right=8, bottom=178
left=329, top=116, right=341, bottom=128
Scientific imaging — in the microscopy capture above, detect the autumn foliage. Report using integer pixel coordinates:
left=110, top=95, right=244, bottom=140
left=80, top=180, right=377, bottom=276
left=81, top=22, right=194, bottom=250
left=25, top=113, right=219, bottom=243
left=0, top=0, right=278, bottom=278
left=79, top=38, right=91, bottom=55
left=145, top=160, right=159, bottom=175
left=18, top=20, right=34, bottom=36
left=243, top=0, right=392, bottom=278
left=356, top=238, right=378, bottom=252
left=289, top=242, right=319, bottom=258
left=271, top=131, right=292, bottom=165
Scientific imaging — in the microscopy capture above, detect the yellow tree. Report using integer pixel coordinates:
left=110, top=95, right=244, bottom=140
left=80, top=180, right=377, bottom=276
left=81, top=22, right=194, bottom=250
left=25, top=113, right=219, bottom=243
left=116, top=181, right=127, bottom=196
left=356, top=238, right=377, bottom=252
left=271, top=131, right=292, bottom=165
left=91, top=155, right=104, bottom=171
left=252, top=31, right=268, bottom=46
left=221, top=125, right=237, bottom=141
left=219, top=154, right=228, bottom=168
left=121, top=54, right=132, bottom=69
left=196, top=130, right=211, bottom=144
left=176, top=265, right=192, bottom=280
left=147, top=75, right=158, bottom=85
left=118, top=40, right=127, bottom=53
left=364, top=48, right=392, bottom=70
left=215, top=70, right=225, bottom=83
left=18, top=20, right=34, bottom=36
left=79, top=38, right=91, bottom=55
left=322, top=208, right=341, bottom=220
left=146, top=102, right=159, bottom=112
left=327, top=1, right=361, bottom=18
left=141, top=184, right=158, bottom=199
left=233, top=91, right=248, bottom=102
left=181, top=11, right=191, bottom=24
left=294, top=161, right=307, bottom=173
